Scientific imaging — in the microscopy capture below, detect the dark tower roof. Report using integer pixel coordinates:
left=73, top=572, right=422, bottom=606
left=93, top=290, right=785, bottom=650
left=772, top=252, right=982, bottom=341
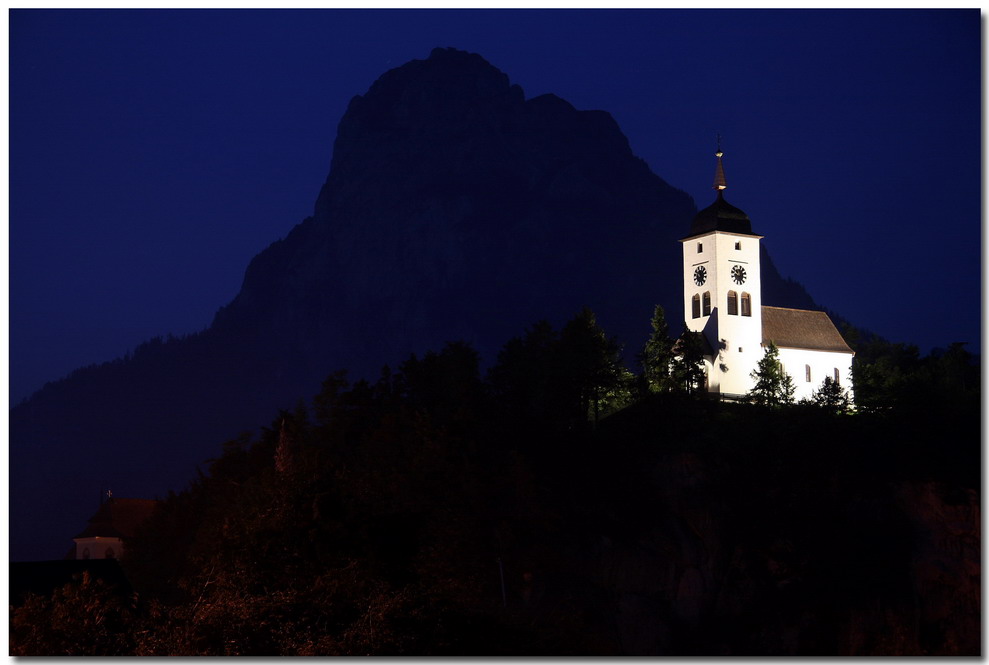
left=683, top=147, right=759, bottom=239
left=73, top=498, right=158, bottom=540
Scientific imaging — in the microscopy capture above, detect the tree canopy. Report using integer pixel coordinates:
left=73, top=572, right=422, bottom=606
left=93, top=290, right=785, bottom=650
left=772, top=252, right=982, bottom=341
left=748, top=342, right=796, bottom=407
left=639, top=304, right=675, bottom=393
left=11, top=309, right=980, bottom=656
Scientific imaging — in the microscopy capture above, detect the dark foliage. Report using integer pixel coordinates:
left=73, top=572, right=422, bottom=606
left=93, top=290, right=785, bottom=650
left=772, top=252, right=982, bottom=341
left=670, top=327, right=707, bottom=394
left=639, top=304, right=675, bottom=394
left=11, top=311, right=980, bottom=656
left=748, top=341, right=796, bottom=407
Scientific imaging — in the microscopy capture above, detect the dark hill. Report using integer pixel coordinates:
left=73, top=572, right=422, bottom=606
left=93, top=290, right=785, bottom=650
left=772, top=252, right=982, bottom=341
left=10, top=47, right=818, bottom=561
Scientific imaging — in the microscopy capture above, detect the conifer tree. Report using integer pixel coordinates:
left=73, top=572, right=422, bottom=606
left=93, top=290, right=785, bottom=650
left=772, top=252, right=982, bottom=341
left=670, top=327, right=707, bottom=395
left=748, top=342, right=795, bottom=407
left=274, top=417, right=296, bottom=475
left=639, top=305, right=675, bottom=393
left=488, top=320, right=562, bottom=425
left=559, top=307, right=624, bottom=426
left=810, top=375, right=851, bottom=414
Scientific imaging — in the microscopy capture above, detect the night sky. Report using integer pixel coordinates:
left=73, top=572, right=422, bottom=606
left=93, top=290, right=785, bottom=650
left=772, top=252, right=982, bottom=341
left=9, top=9, right=981, bottom=407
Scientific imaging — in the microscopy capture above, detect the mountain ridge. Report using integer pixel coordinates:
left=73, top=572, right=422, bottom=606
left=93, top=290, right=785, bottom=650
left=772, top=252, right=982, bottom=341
left=11, top=47, right=821, bottom=561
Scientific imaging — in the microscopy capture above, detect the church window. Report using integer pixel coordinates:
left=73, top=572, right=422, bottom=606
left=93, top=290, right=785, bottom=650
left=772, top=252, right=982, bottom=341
left=691, top=294, right=700, bottom=319
left=697, top=242, right=703, bottom=253
left=805, top=365, right=812, bottom=382
left=105, top=547, right=116, bottom=559
left=834, top=368, right=840, bottom=384
left=702, top=291, right=711, bottom=316
left=741, top=292, right=752, bottom=317
left=81, top=548, right=90, bottom=560
left=727, top=290, right=738, bottom=315
left=735, top=241, right=741, bottom=250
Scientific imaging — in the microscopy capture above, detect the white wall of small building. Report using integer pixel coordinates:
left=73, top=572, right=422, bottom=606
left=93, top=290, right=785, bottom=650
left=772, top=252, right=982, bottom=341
left=776, top=346, right=855, bottom=403
left=73, top=536, right=122, bottom=560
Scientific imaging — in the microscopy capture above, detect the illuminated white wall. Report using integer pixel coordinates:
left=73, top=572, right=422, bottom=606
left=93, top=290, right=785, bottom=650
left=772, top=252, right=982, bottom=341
left=776, top=346, right=855, bottom=404
left=73, top=536, right=121, bottom=560
left=681, top=230, right=763, bottom=398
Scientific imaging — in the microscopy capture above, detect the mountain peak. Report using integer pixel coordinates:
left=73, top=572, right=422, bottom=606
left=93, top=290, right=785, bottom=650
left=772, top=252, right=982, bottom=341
left=363, top=46, right=518, bottom=114
left=426, top=45, right=499, bottom=69
left=13, top=49, right=820, bottom=562
left=312, top=49, right=525, bottom=223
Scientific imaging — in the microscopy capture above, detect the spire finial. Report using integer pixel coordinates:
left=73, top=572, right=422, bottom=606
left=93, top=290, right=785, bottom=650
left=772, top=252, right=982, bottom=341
left=713, top=134, right=727, bottom=191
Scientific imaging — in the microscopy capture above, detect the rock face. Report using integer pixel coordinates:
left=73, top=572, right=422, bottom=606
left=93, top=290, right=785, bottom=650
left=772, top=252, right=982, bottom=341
left=212, top=47, right=697, bottom=378
left=10, top=48, right=816, bottom=561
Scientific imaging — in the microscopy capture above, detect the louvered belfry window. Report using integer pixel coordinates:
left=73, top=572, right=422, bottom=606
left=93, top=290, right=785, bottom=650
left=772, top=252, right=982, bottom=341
left=702, top=291, right=711, bottom=316
left=741, top=292, right=751, bottom=317
left=692, top=294, right=701, bottom=319
left=727, top=290, right=738, bottom=315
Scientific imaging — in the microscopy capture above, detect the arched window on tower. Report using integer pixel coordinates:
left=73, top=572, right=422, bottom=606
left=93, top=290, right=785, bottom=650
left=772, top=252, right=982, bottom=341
left=691, top=294, right=701, bottom=319
left=702, top=291, right=711, bottom=316
left=834, top=368, right=840, bottom=384
left=727, top=290, right=738, bottom=315
left=741, top=292, right=752, bottom=317
left=805, top=365, right=812, bottom=382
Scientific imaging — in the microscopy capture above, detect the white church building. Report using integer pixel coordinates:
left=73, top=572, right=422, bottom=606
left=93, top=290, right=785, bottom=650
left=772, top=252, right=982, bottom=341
left=679, top=149, right=854, bottom=402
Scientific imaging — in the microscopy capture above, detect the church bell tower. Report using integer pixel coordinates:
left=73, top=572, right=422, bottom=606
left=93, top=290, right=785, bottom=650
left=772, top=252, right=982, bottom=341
left=679, top=146, right=764, bottom=398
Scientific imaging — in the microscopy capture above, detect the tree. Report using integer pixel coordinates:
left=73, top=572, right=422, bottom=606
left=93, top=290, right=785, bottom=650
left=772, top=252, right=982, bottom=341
left=274, top=416, right=297, bottom=474
left=748, top=342, right=795, bottom=407
left=488, top=320, right=563, bottom=426
left=670, top=327, right=707, bottom=395
left=597, top=366, right=638, bottom=420
left=639, top=305, right=675, bottom=393
left=11, top=572, right=135, bottom=656
left=397, top=341, right=483, bottom=429
left=558, top=307, right=625, bottom=427
left=313, top=369, right=351, bottom=429
left=848, top=337, right=920, bottom=410
left=810, top=375, right=851, bottom=414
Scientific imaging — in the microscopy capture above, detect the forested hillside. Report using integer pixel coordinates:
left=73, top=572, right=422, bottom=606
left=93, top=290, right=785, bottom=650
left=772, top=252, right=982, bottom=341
left=11, top=310, right=979, bottom=656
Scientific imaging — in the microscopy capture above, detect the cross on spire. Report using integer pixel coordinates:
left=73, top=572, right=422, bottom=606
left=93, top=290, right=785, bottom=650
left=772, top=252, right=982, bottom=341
left=713, top=134, right=727, bottom=191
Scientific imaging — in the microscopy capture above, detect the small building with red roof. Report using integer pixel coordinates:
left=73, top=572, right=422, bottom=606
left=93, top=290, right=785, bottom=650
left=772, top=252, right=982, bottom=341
left=72, top=496, right=158, bottom=560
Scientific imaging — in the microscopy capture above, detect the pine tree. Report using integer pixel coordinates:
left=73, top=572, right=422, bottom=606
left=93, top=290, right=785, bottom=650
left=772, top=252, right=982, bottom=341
left=810, top=375, right=851, bottom=414
left=559, top=307, right=624, bottom=426
left=488, top=320, right=562, bottom=426
left=748, top=342, right=795, bottom=407
left=670, top=328, right=707, bottom=395
left=274, top=417, right=296, bottom=475
left=639, top=305, right=675, bottom=393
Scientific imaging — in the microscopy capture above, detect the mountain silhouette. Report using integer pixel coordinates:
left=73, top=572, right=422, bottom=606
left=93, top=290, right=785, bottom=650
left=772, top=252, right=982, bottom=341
left=10, top=47, right=819, bottom=561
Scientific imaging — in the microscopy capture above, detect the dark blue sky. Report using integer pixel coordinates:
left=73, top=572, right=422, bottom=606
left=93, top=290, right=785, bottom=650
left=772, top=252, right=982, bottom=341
left=9, top=9, right=980, bottom=406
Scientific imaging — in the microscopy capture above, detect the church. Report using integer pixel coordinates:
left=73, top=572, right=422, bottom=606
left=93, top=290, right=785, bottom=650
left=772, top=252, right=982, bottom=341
left=680, top=149, right=854, bottom=402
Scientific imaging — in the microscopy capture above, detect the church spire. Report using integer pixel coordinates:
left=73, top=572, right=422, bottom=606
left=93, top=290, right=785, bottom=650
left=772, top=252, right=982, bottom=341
left=713, top=134, right=727, bottom=191
left=684, top=137, right=755, bottom=238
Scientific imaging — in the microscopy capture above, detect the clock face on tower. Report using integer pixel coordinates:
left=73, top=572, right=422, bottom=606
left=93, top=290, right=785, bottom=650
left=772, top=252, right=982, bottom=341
left=731, top=265, right=747, bottom=285
left=693, top=266, right=707, bottom=286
